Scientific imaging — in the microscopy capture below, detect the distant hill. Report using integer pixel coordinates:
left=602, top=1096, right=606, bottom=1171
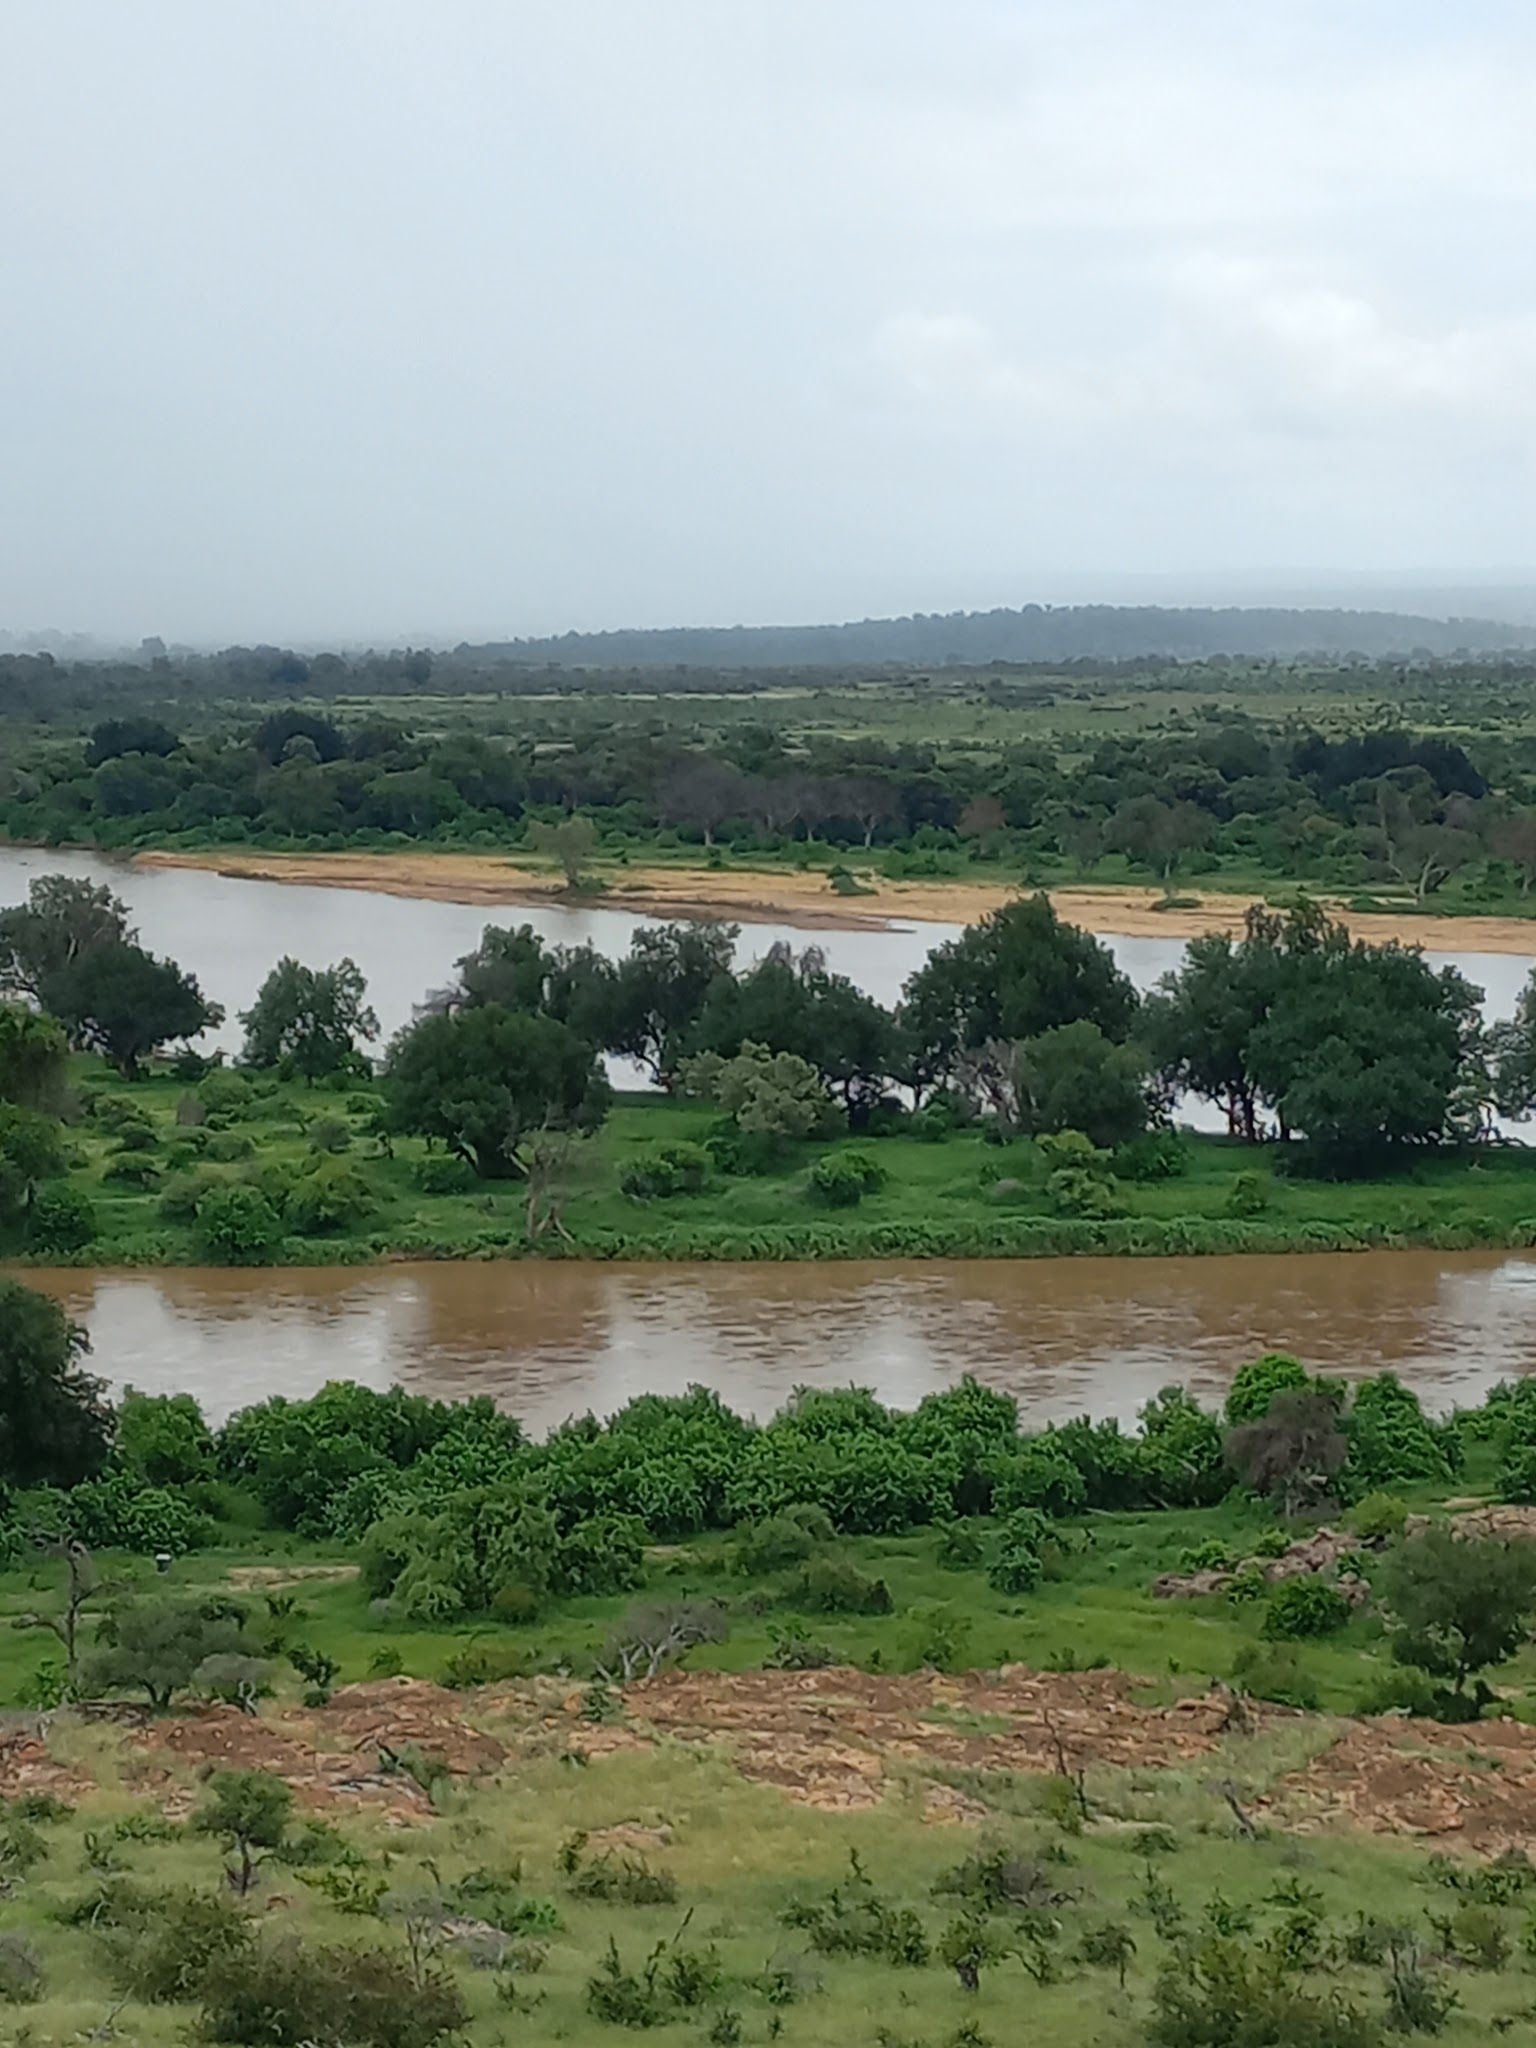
left=469, top=604, right=1536, bottom=668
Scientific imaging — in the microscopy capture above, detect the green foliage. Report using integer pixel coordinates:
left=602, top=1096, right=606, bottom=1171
left=199, top=1935, right=468, bottom=2048
left=82, top=1596, right=249, bottom=1710
left=619, top=1140, right=710, bottom=1199
left=1261, top=1576, right=1352, bottom=1641
left=1225, top=1170, right=1271, bottom=1218
left=1346, top=1374, right=1452, bottom=1489
left=0, top=1933, right=44, bottom=2005
left=104, top=1886, right=253, bottom=2003
left=0, top=1278, right=110, bottom=1486
left=1225, top=1354, right=1310, bottom=1426
left=680, top=1041, right=839, bottom=1143
left=806, top=1147, right=885, bottom=1207
left=385, top=1002, right=610, bottom=1177
left=1011, top=1019, right=1150, bottom=1148
left=195, top=1181, right=285, bottom=1263
left=117, top=1387, right=214, bottom=1485
left=25, top=1180, right=96, bottom=1252
left=240, top=955, right=378, bottom=1079
left=196, top=1770, right=293, bottom=1893
left=791, top=1555, right=894, bottom=1614
left=1347, top=1492, right=1408, bottom=1541
left=987, top=1506, right=1052, bottom=1593
left=1385, top=1526, right=1536, bottom=1697
left=733, top=1503, right=836, bottom=1574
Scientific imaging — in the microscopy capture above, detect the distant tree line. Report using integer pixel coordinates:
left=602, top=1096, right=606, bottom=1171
left=11, top=698, right=1536, bottom=904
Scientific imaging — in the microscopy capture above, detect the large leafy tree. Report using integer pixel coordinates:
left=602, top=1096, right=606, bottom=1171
left=42, top=939, right=222, bottom=1076
left=0, top=1278, right=113, bottom=1487
left=688, top=942, right=895, bottom=1107
left=452, top=923, right=614, bottom=1044
left=1248, top=939, right=1479, bottom=1173
left=240, top=955, right=379, bottom=1079
left=1386, top=1527, right=1536, bottom=1701
left=384, top=1003, right=610, bottom=1177
left=0, top=874, right=133, bottom=1001
left=605, top=921, right=738, bottom=1082
left=900, top=894, right=1137, bottom=1092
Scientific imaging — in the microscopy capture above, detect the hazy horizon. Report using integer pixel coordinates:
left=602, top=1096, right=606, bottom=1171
left=6, top=2, right=1536, bottom=646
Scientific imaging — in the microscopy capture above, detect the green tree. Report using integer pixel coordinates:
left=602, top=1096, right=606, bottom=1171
left=1385, top=1527, right=1536, bottom=1702
left=679, top=1042, right=838, bottom=1143
left=1224, top=1353, right=1312, bottom=1426
left=239, top=956, right=379, bottom=1079
left=687, top=944, right=895, bottom=1109
left=195, top=1770, right=292, bottom=1895
left=1106, top=793, right=1212, bottom=882
left=605, top=921, right=738, bottom=1082
left=0, top=1280, right=111, bottom=1486
left=1006, top=1019, right=1148, bottom=1146
left=384, top=1004, right=610, bottom=1177
left=43, top=941, right=221, bottom=1077
left=527, top=814, right=600, bottom=887
left=0, top=1005, right=68, bottom=1113
left=117, top=1389, right=215, bottom=1487
left=195, top=1183, right=285, bottom=1264
left=900, top=894, right=1137, bottom=1092
left=0, top=1104, right=67, bottom=1227
left=82, top=1597, right=248, bottom=1711
left=0, top=875, right=133, bottom=1001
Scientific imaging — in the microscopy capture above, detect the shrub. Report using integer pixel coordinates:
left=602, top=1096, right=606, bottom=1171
left=733, top=1503, right=835, bottom=1574
left=199, top=1936, right=468, bottom=2047
left=1348, top=1374, right=1452, bottom=1489
left=103, top=1146, right=159, bottom=1187
left=1046, top=1164, right=1126, bottom=1220
left=106, top=1886, right=252, bottom=2002
left=204, top=1129, right=256, bottom=1163
left=618, top=1141, right=710, bottom=1200
left=414, top=1152, right=475, bottom=1194
left=1261, top=1577, right=1351, bottom=1641
left=158, top=1165, right=228, bottom=1222
left=1225, top=1353, right=1311, bottom=1427
left=1112, top=1130, right=1189, bottom=1182
left=285, top=1161, right=376, bottom=1235
left=1230, top=1641, right=1320, bottom=1709
left=765, top=1620, right=836, bottom=1669
left=27, top=1184, right=96, bottom=1252
left=1348, top=1491, right=1408, bottom=1541
left=195, top=1183, right=284, bottom=1263
left=806, top=1149, right=884, bottom=1208
left=306, top=1114, right=352, bottom=1154
left=198, top=1070, right=255, bottom=1121
left=988, top=1506, right=1051, bottom=1594
left=0, top=1933, right=43, bottom=2004
left=1225, top=1171, right=1271, bottom=1218
left=790, top=1556, right=893, bottom=1615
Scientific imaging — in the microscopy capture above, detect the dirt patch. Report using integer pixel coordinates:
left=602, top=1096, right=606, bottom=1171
left=63, top=1679, right=505, bottom=1826
left=225, top=1564, right=361, bottom=1591
left=1271, top=1714, right=1536, bottom=1851
left=551, top=1667, right=1250, bottom=1814
left=130, top=848, right=1536, bottom=953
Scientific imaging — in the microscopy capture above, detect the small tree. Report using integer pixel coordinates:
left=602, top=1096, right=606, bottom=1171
left=82, top=1597, right=248, bottom=1711
left=937, top=1913, right=1008, bottom=1993
left=527, top=815, right=599, bottom=889
left=14, top=1537, right=99, bottom=1682
left=1385, top=1528, right=1536, bottom=1704
left=195, top=1769, right=292, bottom=1895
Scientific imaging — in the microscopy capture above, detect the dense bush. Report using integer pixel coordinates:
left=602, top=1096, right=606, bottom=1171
left=1261, top=1576, right=1352, bottom=1641
left=199, top=1936, right=468, bottom=2048
left=790, top=1556, right=893, bottom=1615
left=987, top=1505, right=1052, bottom=1593
left=806, top=1148, right=884, bottom=1208
left=618, top=1140, right=710, bottom=1199
left=26, top=1183, right=96, bottom=1252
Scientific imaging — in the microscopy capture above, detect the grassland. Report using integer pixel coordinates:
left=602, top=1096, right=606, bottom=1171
left=20, top=1058, right=1536, bottom=1271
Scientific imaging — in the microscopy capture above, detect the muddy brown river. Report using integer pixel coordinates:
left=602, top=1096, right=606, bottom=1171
left=21, top=1250, right=1536, bottom=1432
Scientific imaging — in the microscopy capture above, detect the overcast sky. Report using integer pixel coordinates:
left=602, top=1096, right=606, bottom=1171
left=5, top=0, right=1535, bottom=645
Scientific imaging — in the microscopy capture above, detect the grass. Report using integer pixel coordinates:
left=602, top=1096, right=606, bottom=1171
left=15, top=1058, right=1536, bottom=1270
left=0, top=1467, right=1506, bottom=1719
left=2, top=1688, right=1535, bottom=2044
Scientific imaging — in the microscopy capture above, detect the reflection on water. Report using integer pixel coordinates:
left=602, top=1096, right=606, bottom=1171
left=24, top=1251, right=1536, bottom=1433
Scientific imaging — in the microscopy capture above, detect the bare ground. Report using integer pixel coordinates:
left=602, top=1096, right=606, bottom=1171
left=9, top=1668, right=1536, bottom=1854
left=131, top=848, right=1536, bottom=952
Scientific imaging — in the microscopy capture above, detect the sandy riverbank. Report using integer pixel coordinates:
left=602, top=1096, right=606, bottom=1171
left=131, top=847, right=1536, bottom=952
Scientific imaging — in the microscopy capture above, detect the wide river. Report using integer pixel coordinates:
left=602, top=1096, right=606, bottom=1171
left=7, top=845, right=1536, bottom=1430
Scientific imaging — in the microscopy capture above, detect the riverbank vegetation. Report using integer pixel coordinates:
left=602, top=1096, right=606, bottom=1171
left=16, top=653, right=1536, bottom=922
left=5, top=874, right=1536, bottom=1267
left=10, top=1272, right=1536, bottom=2039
